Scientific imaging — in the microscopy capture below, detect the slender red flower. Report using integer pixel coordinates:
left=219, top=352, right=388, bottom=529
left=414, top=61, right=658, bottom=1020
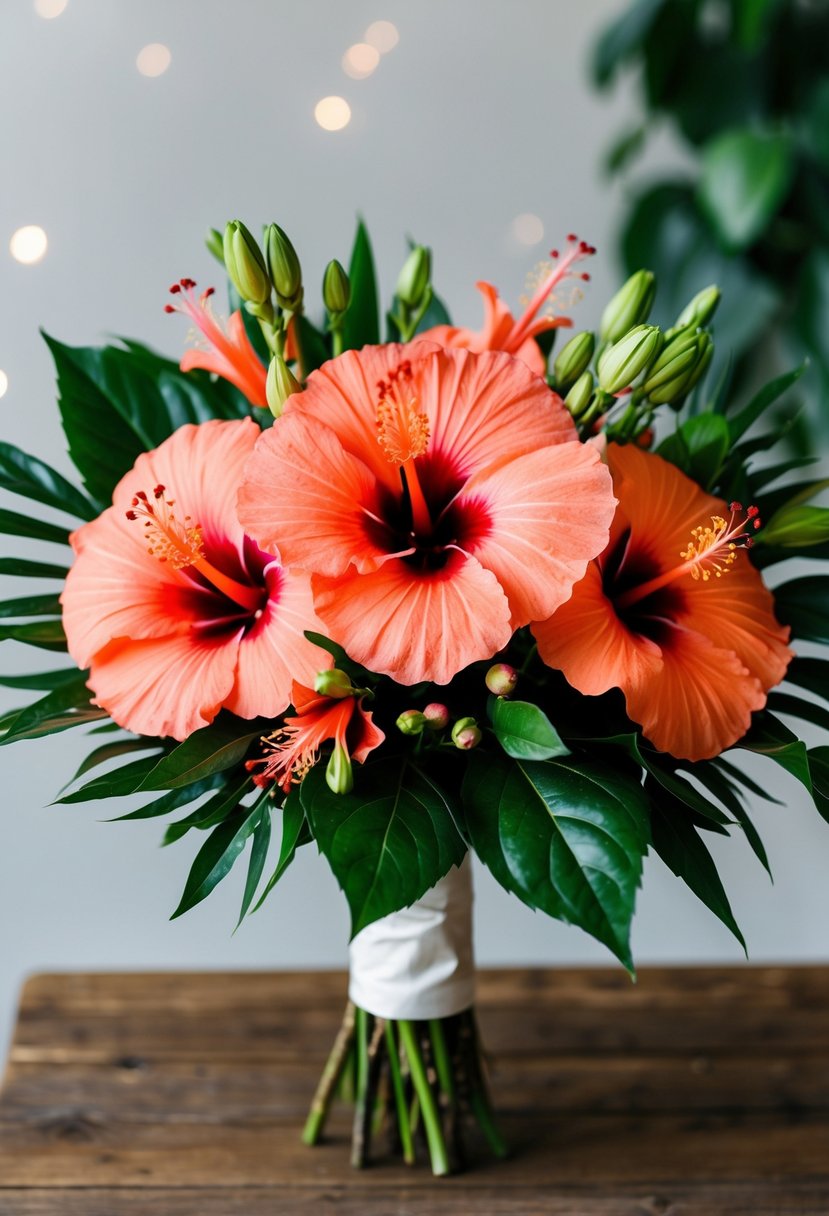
left=61, top=419, right=329, bottom=740
left=239, top=342, right=615, bottom=685
left=532, top=443, right=793, bottom=761
left=418, top=236, right=594, bottom=376
left=246, top=680, right=385, bottom=794
left=165, top=278, right=268, bottom=407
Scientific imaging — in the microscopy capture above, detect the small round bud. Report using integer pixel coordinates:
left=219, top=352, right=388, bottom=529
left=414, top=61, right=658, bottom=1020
left=264, top=223, right=303, bottom=310
left=564, top=370, right=594, bottom=419
left=452, top=717, right=482, bottom=750
left=396, top=245, right=431, bottom=309
left=314, top=668, right=354, bottom=699
left=675, top=284, right=721, bottom=330
left=423, top=702, right=450, bottom=731
left=553, top=331, right=595, bottom=392
left=485, top=663, right=518, bottom=697
left=599, top=270, right=656, bottom=343
left=322, top=259, right=351, bottom=316
left=396, top=709, right=427, bottom=736
left=266, top=354, right=301, bottom=418
left=223, top=220, right=271, bottom=306
left=597, top=324, right=662, bottom=394
left=325, top=742, right=354, bottom=795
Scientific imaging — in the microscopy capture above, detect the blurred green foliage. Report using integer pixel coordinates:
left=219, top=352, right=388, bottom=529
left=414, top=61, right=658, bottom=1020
left=593, top=0, right=829, bottom=433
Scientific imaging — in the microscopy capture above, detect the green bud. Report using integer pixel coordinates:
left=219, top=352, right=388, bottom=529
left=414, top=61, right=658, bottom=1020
left=325, top=742, right=353, bottom=795
left=451, top=717, right=482, bottom=750
left=681, top=332, right=714, bottom=396
left=222, top=220, right=271, bottom=306
left=676, top=284, right=720, bottom=330
left=553, top=331, right=595, bottom=392
left=205, top=227, right=224, bottom=263
left=266, top=354, right=301, bottom=418
left=564, top=370, right=595, bottom=419
left=396, top=245, right=431, bottom=309
left=597, top=324, right=662, bottom=394
left=396, top=709, right=427, bottom=736
left=264, top=223, right=303, bottom=310
left=314, top=668, right=354, bottom=699
left=599, top=270, right=656, bottom=343
left=642, top=332, right=705, bottom=404
left=322, top=259, right=351, bottom=316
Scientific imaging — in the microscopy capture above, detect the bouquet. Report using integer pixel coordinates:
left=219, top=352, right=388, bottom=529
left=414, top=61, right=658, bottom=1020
left=2, top=217, right=827, bottom=1176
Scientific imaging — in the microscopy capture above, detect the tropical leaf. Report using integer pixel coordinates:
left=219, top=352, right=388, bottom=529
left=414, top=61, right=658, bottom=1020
left=0, top=557, right=69, bottom=580
left=57, top=754, right=165, bottom=803
left=138, top=716, right=266, bottom=791
left=773, top=577, right=829, bottom=645
left=0, top=620, right=67, bottom=651
left=0, top=594, right=62, bottom=619
left=252, top=790, right=311, bottom=913
left=236, top=804, right=273, bottom=928
left=487, top=696, right=570, bottom=761
left=341, top=219, right=380, bottom=351
left=0, top=508, right=70, bottom=546
left=171, top=795, right=267, bottom=919
left=162, top=775, right=253, bottom=844
left=0, top=674, right=107, bottom=745
left=0, top=441, right=97, bottom=521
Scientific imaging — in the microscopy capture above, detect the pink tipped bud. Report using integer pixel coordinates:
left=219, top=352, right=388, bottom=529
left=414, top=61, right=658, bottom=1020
left=396, top=709, right=426, bottom=736
left=485, top=663, right=518, bottom=697
left=451, top=716, right=481, bottom=750
left=423, top=702, right=450, bottom=731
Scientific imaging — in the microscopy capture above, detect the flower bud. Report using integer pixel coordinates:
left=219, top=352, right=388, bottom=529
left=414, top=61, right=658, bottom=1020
left=597, top=325, right=662, bottom=394
left=396, top=709, right=426, bottom=736
left=423, top=702, right=450, bottom=731
left=599, top=270, right=656, bottom=343
left=485, top=663, right=518, bottom=697
left=266, top=354, right=301, bottom=418
left=396, top=245, right=431, bottom=309
left=205, top=227, right=224, bottom=263
left=681, top=331, right=714, bottom=396
left=553, top=331, right=595, bottom=392
left=675, top=284, right=720, bottom=330
left=642, top=332, right=701, bottom=404
left=322, top=259, right=351, bottom=316
left=222, top=220, right=271, bottom=306
left=264, top=223, right=303, bottom=310
left=564, top=370, right=594, bottom=419
left=452, top=717, right=482, bottom=750
left=326, top=742, right=354, bottom=795
left=314, top=668, right=354, bottom=699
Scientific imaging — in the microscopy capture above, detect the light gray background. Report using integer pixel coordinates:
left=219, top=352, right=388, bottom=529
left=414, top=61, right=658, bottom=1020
left=1, top=0, right=826, bottom=1057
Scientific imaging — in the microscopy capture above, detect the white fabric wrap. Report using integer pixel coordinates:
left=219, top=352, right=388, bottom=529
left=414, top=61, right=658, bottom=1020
left=347, top=856, right=475, bottom=1019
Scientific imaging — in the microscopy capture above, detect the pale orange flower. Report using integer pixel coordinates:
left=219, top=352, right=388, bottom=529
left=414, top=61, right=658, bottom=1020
left=532, top=443, right=793, bottom=761
left=239, top=343, right=615, bottom=686
left=165, top=278, right=268, bottom=408
left=418, top=236, right=594, bottom=376
left=61, top=420, right=328, bottom=740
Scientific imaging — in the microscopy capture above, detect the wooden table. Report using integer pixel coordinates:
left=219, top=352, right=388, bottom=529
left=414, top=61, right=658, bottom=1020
left=0, top=967, right=828, bottom=1214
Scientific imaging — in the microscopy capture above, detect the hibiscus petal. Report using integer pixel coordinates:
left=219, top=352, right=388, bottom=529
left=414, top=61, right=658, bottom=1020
left=312, top=550, right=513, bottom=686
left=459, top=441, right=616, bottom=625
left=87, top=630, right=241, bottom=740
left=238, top=412, right=387, bottom=576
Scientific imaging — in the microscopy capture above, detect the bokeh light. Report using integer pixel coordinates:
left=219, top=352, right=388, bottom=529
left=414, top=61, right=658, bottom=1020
left=34, top=0, right=68, bottom=18
left=314, top=96, right=352, bottom=131
left=365, top=20, right=399, bottom=52
left=136, top=44, right=172, bottom=77
left=0, top=371, right=8, bottom=400
left=9, top=226, right=48, bottom=265
left=511, top=213, right=545, bottom=246
left=343, top=43, right=381, bottom=80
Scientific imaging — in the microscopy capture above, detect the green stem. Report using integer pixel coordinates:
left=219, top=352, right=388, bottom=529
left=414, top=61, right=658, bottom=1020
left=302, top=1001, right=355, bottom=1146
left=398, top=1019, right=451, bottom=1176
left=331, top=327, right=344, bottom=358
left=385, top=1022, right=415, bottom=1165
left=519, top=641, right=538, bottom=676
left=467, top=1012, right=508, bottom=1159
left=428, top=1018, right=455, bottom=1100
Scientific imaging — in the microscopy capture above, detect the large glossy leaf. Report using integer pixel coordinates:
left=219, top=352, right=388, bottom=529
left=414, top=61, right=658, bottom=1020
left=487, top=697, right=570, bottom=761
left=341, top=220, right=380, bottom=352
left=252, top=790, right=311, bottom=913
left=698, top=129, right=794, bottom=251
left=302, top=757, right=466, bottom=937
left=462, top=752, right=649, bottom=970
left=138, top=716, right=266, bottom=791
left=784, top=657, right=829, bottom=704
left=171, top=795, right=266, bottom=919
left=0, top=508, right=70, bottom=546
left=773, top=577, right=829, bottom=644
left=0, top=441, right=96, bottom=521
left=657, top=413, right=729, bottom=489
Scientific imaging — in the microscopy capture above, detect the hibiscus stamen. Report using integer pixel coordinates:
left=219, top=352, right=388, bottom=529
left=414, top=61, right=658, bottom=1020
left=125, top=485, right=262, bottom=613
left=375, top=361, right=432, bottom=534
left=615, top=502, right=761, bottom=611
left=506, top=235, right=596, bottom=354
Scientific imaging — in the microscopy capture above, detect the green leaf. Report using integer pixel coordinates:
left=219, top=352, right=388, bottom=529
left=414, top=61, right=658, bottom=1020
left=0, top=673, right=106, bottom=745
left=728, top=364, right=807, bottom=443
left=67, top=739, right=158, bottom=784
left=0, top=441, right=97, bottom=521
left=302, top=758, right=466, bottom=937
left=603, top=125, right=647, bottom=175
left=462, top=752, right=649, bottom=971
left=773, top=577, right=829, bottom=644
left=293, top=314, right=330, bottom=378
left=687, top=761, right=771, bottom=877
left=0, top=557, right=69, bottom=580
left=0, top=668, right=81, bottom=691
left=0, top=508, right=70, bottom=546
left=808, top=748, right=829, bottom=824
left=162, top=775, right=252, bottom=844
left=57, top=754, right=164, bottom=803
left=649, top=781, right=746, bottom=952
left=736, top=711, right=812, bottom=791
left=758, top=505, right=829, bottom=549
left=784, top=657, right=829, bottom=704
left=236, top=804, right=272, bottom=928
left=699, top=130, right=795, bottom=251
left=488, top=696, right=570, bottom=761
left=593, top=0, right=667, bottom=85
left=171, top=798, right=265, bottom=918
left=138, top=715, right=265, bottom=791
left=712, top=755, right=782, bottom=805
left=252, top=790, right=310, bottom=913
left=106, top=775, right=227, bottom=821
left=0, top=620, right=67, bottom=651
left=342, top=219, right=380, bottom=351
left=0, top=594, right=62, bottom=619
left=657, top=413, right=730, bottom=489
left=767, top=692, right=829, bottom=735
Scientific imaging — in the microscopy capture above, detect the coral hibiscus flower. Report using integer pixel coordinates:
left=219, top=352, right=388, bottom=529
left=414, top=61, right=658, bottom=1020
left=247, top=678, right=384, bottom=795
left=61, top=419, right=329, bottom=740
left=165, top=278, right=268, bottom=408
left=418, top=236, right=594, bottom=377
left=532, top=443, right=793, bottom=761
left=238, top=343, right=615, bottom=685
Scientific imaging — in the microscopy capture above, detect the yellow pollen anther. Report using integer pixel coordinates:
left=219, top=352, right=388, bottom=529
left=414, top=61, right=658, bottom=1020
left=680, top=515, right=738, bottom=581
left=376, top=392, right=429, bottom=466
left=126, top=488, right=204, bottom=570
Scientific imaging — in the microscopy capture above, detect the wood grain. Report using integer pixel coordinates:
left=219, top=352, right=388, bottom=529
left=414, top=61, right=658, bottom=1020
left=1, top=967, right=828, bottom=1213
